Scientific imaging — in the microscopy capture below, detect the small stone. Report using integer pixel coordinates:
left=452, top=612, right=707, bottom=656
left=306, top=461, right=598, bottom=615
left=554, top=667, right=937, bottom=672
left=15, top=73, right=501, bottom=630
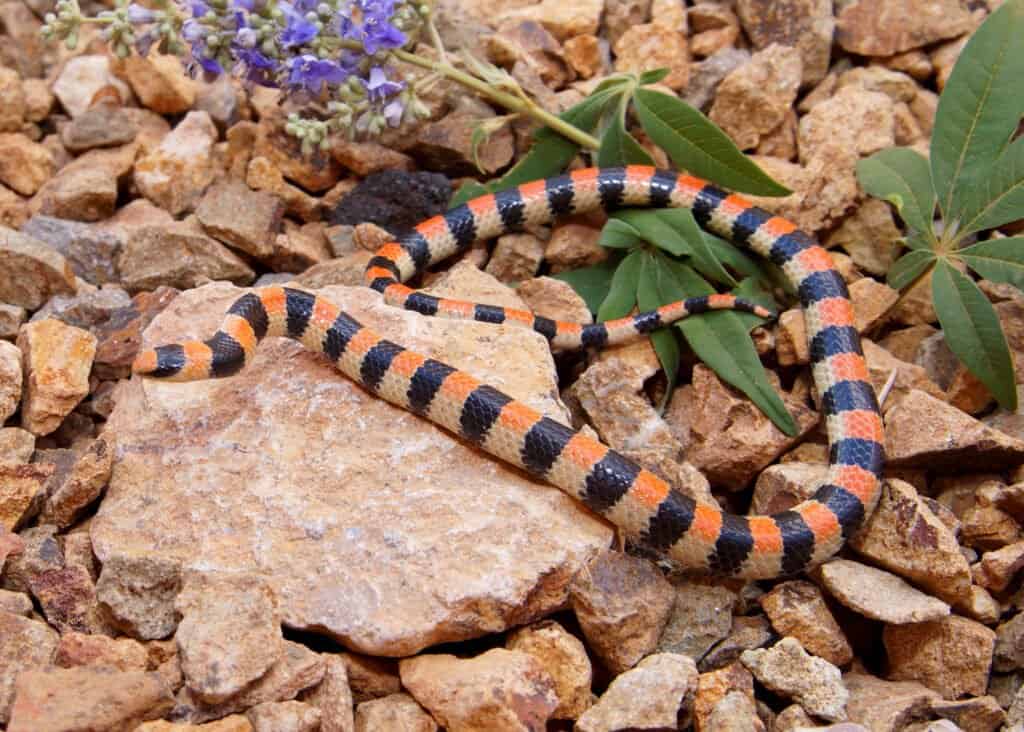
left=301, top=656, right=354, bottom=732
left=194, top=77, right=242, bottom=133
left=709, top=44, right=803, bottom=150
left=254, top=118, right=341, bottom=193
left=0, top=228, right=75, bottom=309
left=849, top=277, right=900, bottom=332
left=704, top=690, right=766, bottom=731
left=694, top=662, right=757, bottom=732
left=545, top=223, right=606, bottom=273
left=700, top=616, right=774, bottom=672
left=31, top=286, right=132, bottom=331
left=21, top=79, right=53, bottom=124
left=862, top=339, right=945, bottom=413
left=995, top=613, right=1024, bottom=673
left=412, top=112, right=515, bottom=176
left=33, top=145, right=132, bottom=222
left=0, top=339, right=19, bottom=422
left=506, top=620, right=592, bottom=720
left=354, top=693, right=436, bottom=732
left=975, top=541, right=1024, bottom=592
left=40, top=436, right=112, bottom=529
left=400, top=648, right=558, bottom=731
left=55, top=631, right=149, bottom=671
left=884, top=616, right=995, bottom=700
left=0, top=184, right=27, bottom=231
left=195, top=180, right=284, bottom=260
left=497, top=0, right=603, bottom=39
left=246, top=700, right=321, bottom=732
left=134, top=111, right=218, bottom=215
left=0, top=428, right=34, bottom=463
left=930, top=696, right=1005, bottom=732
left=836, top=0, right=973, bottom=56
left=956, top=585, right=1001, bottom=625
left=570, top=550, right=676, bottom=674
left=21, top=215, right=122, bottom=285
left=175, top=572, right=284, bottom=704
left=818, top=559, right=950, bottom=624
left=118, top=53, right=196, bottom=115
left=0, top=133, right=53, bottom=196
left=96, top=555, right=183, bottom=640
left=0, top=461, right=49, bottom=531
left=136, top=717, right=254, bottom=731
left=0, top=611, right=59, bottom=725
left=735, top=0, right=834, bottom=85
left=0, top=68, right=25, bottom=133
left=843, top=673, right=939, bottom=732
left=52, top=55, right=131, bottom=118
left=563, top=34, right=603, bottom=78
left=119, top=219, right=255, bottom=293
left=516, top=276, right=592, bottom=324
left=771, top=704, right=813, bottom=732
left=60, top=104, right=138, bottom=152
left=799, top=86, right=895, bottom=164
left=294, top=253, right=373, bottom=288
left=886, top=390, right=1024, bottom=470
left=658, top=579, right=737, bottom=663
left=576, top=653, right=698, bottom=732
left=247, top=156, right=326, bottom=222
left=685, top=48, right=751, bottom=110
left=17, top=319, right=96, bottom=436
left=760, top=580, right=853, bottom=667
left=741, top=638, right=848, bottom=721
left=29, top=560, right=112, bottom=635
left=329, top=170, right=450, bottom=238
left=7, top=667, right=174, bottom=732
left=0, top=589, right=32, bottom=615
left=91, top=286, right=179, bottom=380
left=751, top=462, right=829, bottom=514
left=331, top=139, right=413, bottom=177
left=613, top=23, right=689, bottom=90
left=486, top=233, right=545, bottom=283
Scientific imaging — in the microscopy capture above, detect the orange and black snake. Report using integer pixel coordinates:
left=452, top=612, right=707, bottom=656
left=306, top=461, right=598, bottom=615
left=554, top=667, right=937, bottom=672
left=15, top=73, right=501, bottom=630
left=132, top=165, right=885, bottom=580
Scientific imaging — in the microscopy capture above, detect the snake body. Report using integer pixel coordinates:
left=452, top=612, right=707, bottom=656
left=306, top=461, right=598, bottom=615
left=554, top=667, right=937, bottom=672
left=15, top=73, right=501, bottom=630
left=132, top=165, right=884, bottom=579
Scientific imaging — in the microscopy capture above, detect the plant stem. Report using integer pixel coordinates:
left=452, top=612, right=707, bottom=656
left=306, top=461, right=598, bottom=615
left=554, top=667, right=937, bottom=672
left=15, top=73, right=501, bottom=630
left=392, top=48, right=601, bottom=150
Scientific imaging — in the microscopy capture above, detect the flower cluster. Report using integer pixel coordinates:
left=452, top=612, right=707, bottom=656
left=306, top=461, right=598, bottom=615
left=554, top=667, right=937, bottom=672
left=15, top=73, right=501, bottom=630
left=42, top=0, right=432, bottom=151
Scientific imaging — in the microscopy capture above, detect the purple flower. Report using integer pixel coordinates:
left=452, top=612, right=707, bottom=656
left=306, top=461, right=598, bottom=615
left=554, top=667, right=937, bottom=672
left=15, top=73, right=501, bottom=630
left=362, top=66, right=402, bottom=100
left=337, top=0, right=405, bottom=54
left=125, top=3, right=157, bottom=24
left=287, top=54, right=347, bottom=93
left=279, top=1, right=319, bottom=47
left=383, top=98, right=403, bottom=126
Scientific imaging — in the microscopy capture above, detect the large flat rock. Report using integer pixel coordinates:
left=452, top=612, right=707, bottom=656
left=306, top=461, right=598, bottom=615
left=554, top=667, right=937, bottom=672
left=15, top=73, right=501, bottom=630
left=91, top=281, right=612, bottom=656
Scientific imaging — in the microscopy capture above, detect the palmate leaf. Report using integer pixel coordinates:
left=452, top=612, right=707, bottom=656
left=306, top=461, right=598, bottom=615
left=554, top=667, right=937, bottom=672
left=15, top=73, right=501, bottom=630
left=887, top=249, right=937, bottom=291
left=597, top=96, right=655, bottom=168
left=932, top=258, right=1017, bottom=410
left=958, top=136, right=1024, bottom=235
left=637, top=252, right=682, bottom=402
left=598, top=249, right=643, bottom=321
left=959, top=237, right=1024, bottom=290
left=551, top=255, right=622, bottom=313
left=856, top=147, right=937, bottom=237
left=931, top=0, right=1024, bottom=223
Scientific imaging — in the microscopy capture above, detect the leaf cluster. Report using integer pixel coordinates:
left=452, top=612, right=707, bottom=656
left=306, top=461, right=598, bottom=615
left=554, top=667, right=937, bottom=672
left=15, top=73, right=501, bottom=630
left=856, top=0, right=1024, bottom=410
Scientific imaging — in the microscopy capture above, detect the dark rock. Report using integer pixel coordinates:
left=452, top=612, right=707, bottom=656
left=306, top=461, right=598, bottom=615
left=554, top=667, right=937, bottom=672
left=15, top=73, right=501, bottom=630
left=328, top=170, right=451, bottom=239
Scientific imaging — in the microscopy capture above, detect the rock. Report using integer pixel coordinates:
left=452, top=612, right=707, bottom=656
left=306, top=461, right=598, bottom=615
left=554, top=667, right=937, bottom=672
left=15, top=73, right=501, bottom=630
left=0, top=589, right=32, bottom=615
left=818, top=559, right=950, bottom=624
left=861, top=339, right=945, bottom=413
left=21, top=215, right=122, bottom=285
left=329, top=170, right=450, bottom=238
left=658, top=579, right=737, bottom=663
left=247, top=156, right=323, bottom=223
left=760, top=580, right=852, bottom=667
left=175, top=641, right=325, bottom=723
left=32, top=286, right=132, bottom=331
left=39, top=435, right=111, bottom=527
left=735, top=0, right=832, bottom=85
left=613, top=23, right=689, bottom=90
left=301, top=656, right=354, bottom=732
left=246, top=700, right=321, bottom=732
left=751, top=462, right=829, bottom=514
left=0, top=461, right=44, bottom=530
left=741, top=638, right=848, bottom=721
left=570, top=550, right=676, bottom=674
left=33, top=145, right=134, bottom=222
left=0, top=67, right=25, bottom=133
left=848, top=278, right=900, bottom=332
left=576, top=653, right=698, bottom=732
left=836, top=0, right=974, bottom=56
left=60, top=103, right=138, bottom=152
left=798, top=86, right=896, bottom=164
left=975, top=541, right=1024, bottom=592
left=253, top=118, right=340, bottom=193
left=849, top=480, right=971, bottom=605
left=506, top=620, right=592, bottom=720
left=0, top=428, right=33, bottom=463
left=330, top=139, right=413, bottom=177
left=693, top=661, right=756, bottom=732
left=685, top=48, right=751, bottom=110
left=0, top=611, right=59, bottom=725
left=563, top=34, right=603, bottom=78
left=354, top=693, right=436, bottom=732
left=671, top=364, right=819, bottom=490
left=134, top=111, right=218, bottom=215
left=96, top=554, right=183, bottom=640
left=55, top=631, right=149, bottom=671
left=0, top=227, right=76, bottom=308
left=28, top=560, right=112, bottom=634
left=0, top=339, right=19, bottom=422
left=400, top=648, right=558, bottom=731
left=884, top=616, right=996, bottom=700
left=412, top=112, right=515, bottom=176
left=136, top=717, right=254, bottom=731
left=996, top=613, right=1024, bottom=673
left=700, top=616, right=773, bottom=672
left=269, top=222, right=332, bottom=273
left=91, top=286, right=179, bottom=380
left=497, top=0, right=602, bottom=39
left=92, top=282, right=612, bottom=655
left=175, top=571, right=284, bottom=704
left=0, top=133, right=54, bottom=195
left=0, top=185, right=27, bottom=231
left=119, top=219, right=255, bottom=293
left=957, top=585, right=1001, bottom=626
left=52, top=55, right=132, bottom=118
left=930, top=696, right=1005, bottom=732
left=486, top=233, right=545, bottom=283
left=544, top=223, right=606, bottom=273
left=516, top=276, right=592, bottom=324
left=886, top=390, right=1024, bottom=470
left=6, top=667, right=174, bottom=732
left=17, top=319, right=96, bottom=436
left=118, top=53, right=196, bottom=114
left=195, top=181, right=284, bottom=260
left=709, top=44, right=803, bottom=150
left=704, top=690, right=765, bottom=731
left=843, top=672, right=940, bottom=731
left=294, top=252, right=374, bottom=288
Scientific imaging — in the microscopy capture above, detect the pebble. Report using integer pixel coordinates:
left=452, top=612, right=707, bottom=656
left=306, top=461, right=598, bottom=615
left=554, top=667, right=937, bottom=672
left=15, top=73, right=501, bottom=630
left=735, top=0, right=834, bottom=85
left=54, top=630, right=149, bottom=671
left=760, top=579, right=853, bottom=666
left=613, top=23, right=690, bottom=90
left=413, top=112, right=515, bottom=176
left=21, top=215, right=123, bottom=285
left=544, top=223, right=606, bottom=273
left=354, top=693, right=437, bottom=732
left=516, top=276, right=592, bottom=324
left=16, top=318, right=97, bottom=436
left=339, top=653, right=401, bottom=703
left=300, top=656, right=355, bottom=732
left=751, top=462, right=829, bottom=513
left=136, top=717, right=254, bottom=731
left=506, top=620, right=592, bottom=720
left=798, top=86, right=896, bottom=164
left=835, top=0, right=974, bottom=56
left=52, top=55, right=132, bottom=118
left=118, top=53, right=196, bottom=115
left=246, top=700, right=321, bottom=732
left=0, top=67, right=25, bottom=132
left=818, top=559, right=950, bottom=624
left=694, top=662, right=757, bottom=732
left=658, top=579, right=738, bottom=663
left=974, top=540, right=1024, bottom=592
left=884, top=616, right=996, bottom=700
left=0, top=611, right=59, bottom=725
left=0, top=132, right=54, bottom=195
left=134, top=110, right=218, bottom=215
left=0, top=428, right=34, bottom=463
left=498, top=0, right=603, bottom=39
left=195, top=180, right=284, bottom=260
left=269, top=221, right=332, bottom=273
left=703, top=690, right=766, bottom=731
left=700, top=615, right=774, bottom=672
left=399, top=648, right=558, bottom=732
left=96, top=554, right=183, bottom=640
left=0, top=589, right=32, bottom=616
left=0, top=339, right=19, bottom=423
left=253, top=118, right=341, bottom=193
left=576, top=653, right=698, bottom=732
left=486, top=233, right=545, bottom=283
left=38, top=436, right=112, bottom=529
left=60, top=103, right=138, bottom=152
left=33, top=144, right=132, bottom=222
left=569, top=550, right=676, bottom=674
left=741, top=638, right=848, bottom=721
left=843, top=672, right=940, bottom=731
left=995, top=613, right=1024, bottom=673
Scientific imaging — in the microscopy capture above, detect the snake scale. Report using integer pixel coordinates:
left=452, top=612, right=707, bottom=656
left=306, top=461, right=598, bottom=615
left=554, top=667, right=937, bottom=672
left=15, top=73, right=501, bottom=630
left=132, top=165, right=885, bottom=580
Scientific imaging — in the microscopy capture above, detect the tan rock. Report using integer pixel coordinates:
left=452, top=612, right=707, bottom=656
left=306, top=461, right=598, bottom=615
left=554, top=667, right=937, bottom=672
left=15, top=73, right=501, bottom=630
left=34, top=144, right=136, bottom=222
left=515, top=275, right=592, bottom=324
left=354, top=693, right=436, bottom=731
left=0, top=67, right=25, bottom=133
left=818, top=559, right=950, bottom=624
left=975, top=541, right=1024, bottom=592
left=175, top=572, right=284, bottom=704
left=246, top=700, right=321, bottom=732
left=0, top=428, right=34, bottom=463
left=693, top=662, right=756, bottom=732
left=0, top=589, right=32, bottom=615
left=760, top=580, right=852, bottom=667
left=746, top=150, right=861, bottom=233
left=956, top=585, right=1000, bottom=626
left=136, top=716, right=255, bottom=731
left=700, top=616, right=773, bottom=673
left=576, top=653, right=698, bottom=732
left=17, top=318, right=96, bottom=436
left=60, top=103, right=138, bottom=153
left=270, top=222, right=333, bottom=274
left=0, top=184, right=27, bottom=230
left=658, top=579, right=737, bottom=663
left=195, top=180, right=283, bottom=260
left=400, top=648, right=558, bottom=732
left=799, top=86, right=896, bottom=164
left=843, top=672, right=940, bottom=731
left=751, top=462, right=828, bottom=514
left=862, top=339, right=945, bottom=413
left=741, top=638, right=848, bottom=721
left=930, top=696, right=1006, bottom=732
left=92, top=282, right=612, bottom=655
left=339, top=653, right=401, bottom=704
left=55, top=631, right=149, bottom=671
left=735, top=0, right=833, bottom=85
left=413, top=111, right=515, bottom=176
left=0, top=339, right=19, bottom=422
left=506, top=620, right=592, bottom=719
left=254, top=118, right=341, bottom=193
left=563, top=34, right=603, bottom=78
left=827, top=199, right=902, bottom=277
left=330, top=139, right=413, bottom=177
left=486, top=233, right=545, bottom=283
left=301, top=656, right=354, bottom=732
left=294, top=252, right=374, bottom=288
left=709, top=44, right=803, bottom=150
left=545, top=223, right=605, bottom=273
left=690, top=26, right=741, bottom=59
left=884, top=616, right=995, bottom=700
left=247, top=156, right=323, bottom=222
left=0, top=462, right=49, bottom=531
left=613, top=23, right=689, bottom=90
left=40, top=436, right=112, bottom=529
left=119, top=53, right=197, bottom=114
left=836, top=0, right=973, bottom=56
left=0, top=133, right=54, bottom=195
left=52, top=55, right=132, bottom=118
left=135, top=111, right=218, bottom=215
left=497, top=0, right=602, bottom=39
left=704, top=690, right=765, bottom=731
left=96, top=554, right=183, bottom=640
left=570, top=550, right=675, bottom=674
left=995, top=613, right=1024, bottom=673
left=29, top=560, right=113, bottom=635
left=0, top=611, right=59, bottom=725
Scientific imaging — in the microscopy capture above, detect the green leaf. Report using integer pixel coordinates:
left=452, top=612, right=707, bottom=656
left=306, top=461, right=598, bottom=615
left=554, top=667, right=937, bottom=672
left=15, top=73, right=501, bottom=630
left=638, top=68, right=670, bottom=85
left=703, top=234, right=768, bottom=281
left=599, top=218, right=644, bottom=249
left=856, top=147, right=937, bottom=236
left=888, top=249, right=937, bottom=290
left=637, top=252, right=682, bottom=401
left=597, top=98, right=655, bottom=167
left=959, top=136, right=1024, bottom=235
left=551, top=256, right=622, bottom=313
left=449, top=181, right=489, bottom=209
left=633, top=87, right=791, bottom=197
left=612, top=209, right=693, bottom=257
left=959, top=237, right=1024, bottom=289
left=931, top=0, right=1024, bottom=223
left=932, top=258, right=1018, bottom=410
left=729, top=277, right=778, bottom=332
left=598, top=250, right=643, bottom=321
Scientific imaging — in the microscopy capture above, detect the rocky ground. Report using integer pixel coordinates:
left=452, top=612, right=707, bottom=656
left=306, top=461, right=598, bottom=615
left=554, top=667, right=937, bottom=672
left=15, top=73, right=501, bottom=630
left=1, top=0, right=1024, bottom=730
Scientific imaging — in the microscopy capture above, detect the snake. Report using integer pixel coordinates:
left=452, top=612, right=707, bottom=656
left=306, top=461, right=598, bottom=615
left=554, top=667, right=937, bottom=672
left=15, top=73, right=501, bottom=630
left=131, top=165, right=885, bottom=580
